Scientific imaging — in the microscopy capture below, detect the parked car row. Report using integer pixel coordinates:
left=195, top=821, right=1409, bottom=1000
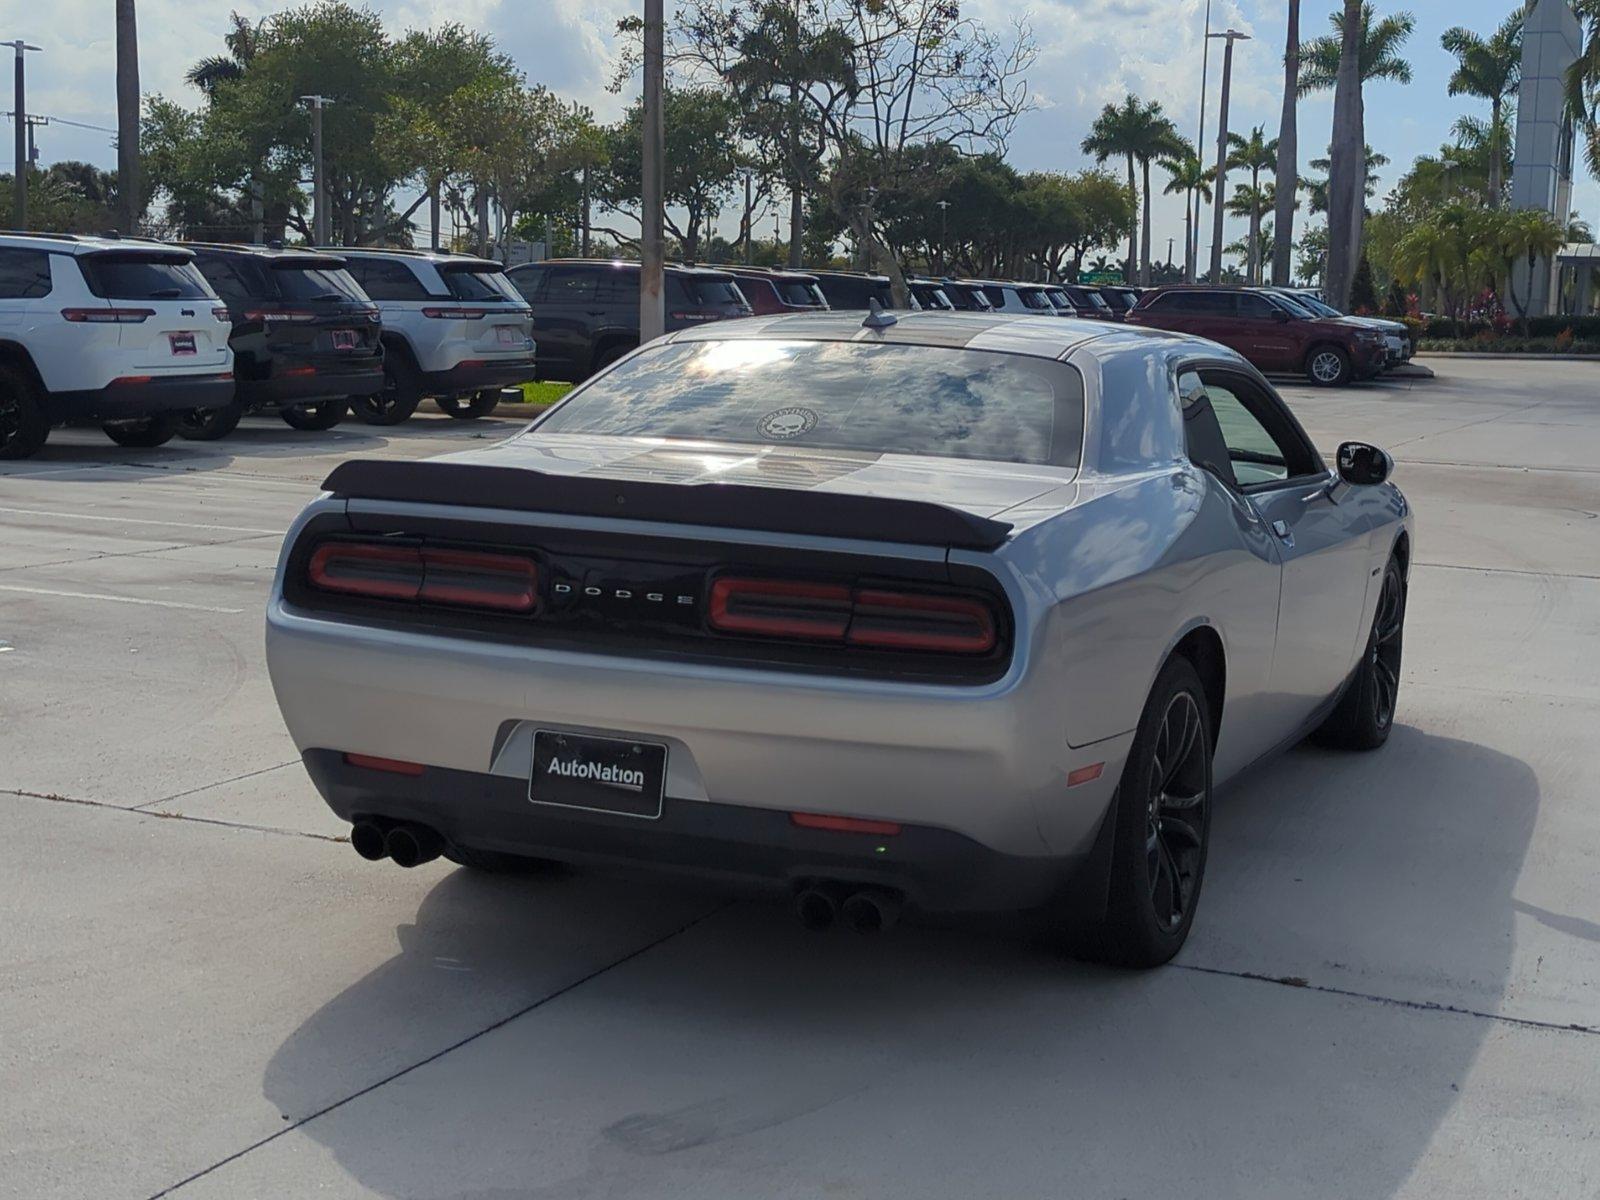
left=0, top=232, right=536, bottom=459
left=0, top=233, right=1409, bottom=460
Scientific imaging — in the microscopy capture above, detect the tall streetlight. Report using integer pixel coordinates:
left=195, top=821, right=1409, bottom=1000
left=7, top=40, right=40, bottom=229
left=1190, top=0, right=1211, bottom=282
left=935, top=198, right=950, bottom=273
left=299, top=95, right=335, bottom=244
left=639, top=0, right=665, bottom=341
left=1207, top=29, right=1249, bottom=284
left=735, top=166, right=755, bottom=264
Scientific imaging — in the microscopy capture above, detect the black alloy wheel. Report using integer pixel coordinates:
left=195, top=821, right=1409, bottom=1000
left=280, top=400, right=346, bottom=431
left=176, top=402, right=244, bottom=441
left=352, top=355, right=423, bottom=426
left=434, top=389, right=501, bottom=419
left=0, top=366, right=49, bottom=459
left=1315, top=556, right=1406, bottom=750
left=1143, top=690, right=1209, bottom=933
left=102, top=414, right=178, bottom=448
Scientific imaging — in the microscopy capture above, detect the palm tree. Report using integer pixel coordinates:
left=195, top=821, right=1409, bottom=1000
left=1502, top=207, right=1567, bottom=328
left=1083, top=95, right=1181, bottom=286
left=1272, top=0, right=1301, bottom=286
left=115, top=0, right=140, bottom=233
left=1303, top=145, right=1389, bottom=213
left=1298, top=2, right=1417, bottom=97
left=1226, top=125, right=1278, bottom=284
left=1305, top=2, right=1415, bottom=308
left=1441, top=12, right=1522, bottom=207
left=1160, top=143, right=1212, bottom=282
left=186, top=11, right=263, bottom=96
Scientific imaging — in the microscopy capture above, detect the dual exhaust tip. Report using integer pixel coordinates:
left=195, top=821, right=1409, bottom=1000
left=350, top=819, right=442, bottom=869
left=795, top=884, right=902, bottom=934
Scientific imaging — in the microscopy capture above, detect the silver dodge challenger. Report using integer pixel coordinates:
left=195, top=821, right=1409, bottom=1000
left=266, top=310, right=1412, bottom=967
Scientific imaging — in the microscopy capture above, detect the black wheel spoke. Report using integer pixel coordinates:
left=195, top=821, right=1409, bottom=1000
left=1141, top=688, right=1210, bottom=932
left=1160, top=815, right=1202, bottom=849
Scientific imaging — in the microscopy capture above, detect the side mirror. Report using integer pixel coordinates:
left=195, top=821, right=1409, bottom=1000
left=1337, top=440, right=1393, bottom=486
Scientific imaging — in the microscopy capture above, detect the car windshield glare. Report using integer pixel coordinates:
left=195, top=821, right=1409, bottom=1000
left=441, top=266, right=518, bottom=301
left=534, top=339, right=1084, bottom=467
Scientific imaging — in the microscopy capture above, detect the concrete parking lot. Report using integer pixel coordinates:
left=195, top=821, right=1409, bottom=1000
left=3, top=360, right=1598, bottom=1199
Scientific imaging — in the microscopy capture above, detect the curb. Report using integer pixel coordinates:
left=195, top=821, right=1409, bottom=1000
left=1413, top=352, right=1600, bottom=361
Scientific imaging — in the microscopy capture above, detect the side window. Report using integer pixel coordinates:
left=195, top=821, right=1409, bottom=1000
left=0, top=249, right=54, bottom=299
left=1178, top=370, right=1237, bottom=488
left=1192, top=291, right=1237, bottom=315
left=507, top=265, right=546, bottom=302
left=1188, top=369, right=1320, bottom=488
left=1236, top=292, right=1276, bottom=319
left=594, top=271, right=636, bottom=304
left=355, top=259, right=430, bottom=301
left=544, top=267, right=599, bottom=303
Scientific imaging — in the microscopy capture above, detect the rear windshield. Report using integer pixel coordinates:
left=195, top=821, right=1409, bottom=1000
left=913, top=285, right=955, bottom=310
left=773, top=279, right=822, bottom=306
left=1044, top=290, right=1071, bottom=308
left=946, top=285, right=993, bottom=311
left=272, top=264, right=367, bottom=302
left=669, top=275, right=745, bottom=308
left=1018, top=288, right=1053, bottom=311
left=1066, top=287, right=1112, bottom=311
left=440, top=265, right=520, bottom=302
left=536, top=339, right=1084, bottom=467
left=80, top=254, right=212, bottom=301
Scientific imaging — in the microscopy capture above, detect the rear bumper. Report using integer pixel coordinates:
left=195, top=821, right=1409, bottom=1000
left=48, top=372, right=236, bottom=422
left=422, top=356, right=537, bottom=395
left=238, top=362, right=384, bottom=408
left=303, top=749, right=1087, bottom=912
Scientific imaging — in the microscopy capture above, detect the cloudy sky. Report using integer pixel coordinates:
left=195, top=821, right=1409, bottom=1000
left=12, top=0, right=1594, bottom=258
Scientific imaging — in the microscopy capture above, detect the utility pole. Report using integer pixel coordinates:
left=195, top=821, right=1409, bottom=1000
left=8, top=40, right=39, bottom=230
left=299, top=95, right=334, bottom=244
left=579, top=162, right=591, bottom=257
left=736, top=166, right=755, bottom=264
left=1208, top=29, right=1249, bottom=284
left=115, top=0, right=139, bottom=234
left=1191, top=0, right=1211, bottom=282
left=936, top=198, right=950, bottom=273
left=639, top=0, right=665, bottom=341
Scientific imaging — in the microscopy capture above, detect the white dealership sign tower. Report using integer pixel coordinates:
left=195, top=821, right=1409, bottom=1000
left=1510, top=0, right=1583, bottom=315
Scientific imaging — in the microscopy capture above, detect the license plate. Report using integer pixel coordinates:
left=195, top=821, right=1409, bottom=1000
left=168, top=332, right=197, bottom=356
left=331, top=329, right=358, bottom=350
left=530, top=731, right=667, bottom=819
left=495, top=325, right=523, bottom=346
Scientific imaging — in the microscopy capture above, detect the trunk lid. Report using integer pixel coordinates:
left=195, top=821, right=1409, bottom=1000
left=79, top=250, right=231, bottom=373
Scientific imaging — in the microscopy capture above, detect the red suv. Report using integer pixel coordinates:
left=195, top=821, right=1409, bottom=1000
left=1125, top=286, right=1387, bottom=386
left=726, top=267, right=829, bottom=315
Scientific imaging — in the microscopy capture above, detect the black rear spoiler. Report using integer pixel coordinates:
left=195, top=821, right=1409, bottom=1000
left=321, top=460, right=1013, bottom=551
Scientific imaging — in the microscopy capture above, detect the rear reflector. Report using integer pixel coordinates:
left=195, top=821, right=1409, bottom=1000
left=709, top=576, right=997, bottom=655
left=1066, top=762, right=1105, bottom=788
left=344, top=752, right=425, bottom=776
left=791, top=811, right=902, bottom=836
left=307, top=540, right=538, bottom=613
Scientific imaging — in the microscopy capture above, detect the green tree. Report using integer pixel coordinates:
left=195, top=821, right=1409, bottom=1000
left=1160, top=143, right=1212, bottom=282
left=1083, top=94, right=1181, bottom=286
left=1298, top=2, right=1417, bottom=97
left=1441, top=11, right=1523, bottom=207
left=1226, top=125, right=1279, bottom=284
left=1501, top=207, right=1568, bottom=328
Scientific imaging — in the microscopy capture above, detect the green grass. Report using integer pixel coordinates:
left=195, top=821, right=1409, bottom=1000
left=505, top=381, right=573, bottom=409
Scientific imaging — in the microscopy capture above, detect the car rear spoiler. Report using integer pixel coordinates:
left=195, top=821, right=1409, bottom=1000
left=321, top=460, right=1013, bottom=550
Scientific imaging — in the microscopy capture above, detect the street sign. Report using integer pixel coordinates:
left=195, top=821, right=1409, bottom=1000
left=1080, top=270, right=1123, bottom=284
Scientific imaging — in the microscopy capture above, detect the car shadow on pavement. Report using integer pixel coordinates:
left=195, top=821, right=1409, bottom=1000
left=260, top=727, right=1537, bottom=1199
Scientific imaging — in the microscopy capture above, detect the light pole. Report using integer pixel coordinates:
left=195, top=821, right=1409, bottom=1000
left=1191, top=0, right=1211, bottom=282
left=299, top=95, right=335, bottom=244
left=935, top=198, right=950, bottom=273
left=736, top=166, right=755, bottom=264
left=640, top=0, right=665, bottom=341
left=7, top=40, right=40, bottom=229
left=1207, top=29, right=1249, bottom=284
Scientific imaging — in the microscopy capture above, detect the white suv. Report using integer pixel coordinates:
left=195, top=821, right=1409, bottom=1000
left=333, top=249, right=535, bottom=425
left=0, top=233, right=235, bottom=458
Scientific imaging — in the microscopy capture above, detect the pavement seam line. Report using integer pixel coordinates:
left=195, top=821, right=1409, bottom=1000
left=1413, top=561, right=1600, bottom=582
left=1172, top=962, right=1598, bottom=1037
left=131, top=760, right=304, bottom=810
left=0, top=532, right=281, bottom=577
left=1, top=788, right=346, bottom=843
left=145, top=899, right=738, bottom=1199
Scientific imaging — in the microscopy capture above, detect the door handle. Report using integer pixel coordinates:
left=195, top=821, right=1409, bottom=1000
left=1271, top=519, right=1295, bottom=548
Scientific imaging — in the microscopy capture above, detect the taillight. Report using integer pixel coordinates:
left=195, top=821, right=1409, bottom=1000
left=61, top=307, right=155, bottom=323
left=708, top=577, right=997, bottom=655
left=212, top=306, right=232, bottom=322
left=306, top=541, right=538, bottom=613
left=421, top=307, right=487, bottom=319
left=709, top=578, right=851, bottom=639
left=243, top=309, right=318, bottom=323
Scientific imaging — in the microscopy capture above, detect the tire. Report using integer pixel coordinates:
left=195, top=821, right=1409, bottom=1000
left=434, top=389, right=500, bottom=419
left=444, top=845, right=554, bottom=874
left=102, top=414, right=177, bottom=448
left=1305, top=345, right=1352, bottom=387
left=589, top=342, right=633, bottom=377
left=352, top=353, right=423, bottom=425
left=1314, top=556, right=1406, bottom=750
left=1081, top=656, right=1214, bottom=969
left=280, top=400, right=345, bottom=431
left=0, top=365, right=49, bottom=460
left=176, top=402, right=243, bottom=440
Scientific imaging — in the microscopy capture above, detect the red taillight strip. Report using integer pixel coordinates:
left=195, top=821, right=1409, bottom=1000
left=243, top=309, right=318, bottom=323
left=708, top=577, right=851, bottom=639
left=306, top=540, right=539, bottom=614
left=344, top=752, right=425, bottom=776
left=421, top=307, right=488, bottom=319
left=708, top=577, right=998, bottom=655
left=61, top=307, right=155, bottom=323
left=791, top=811, right=902, bottom=836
